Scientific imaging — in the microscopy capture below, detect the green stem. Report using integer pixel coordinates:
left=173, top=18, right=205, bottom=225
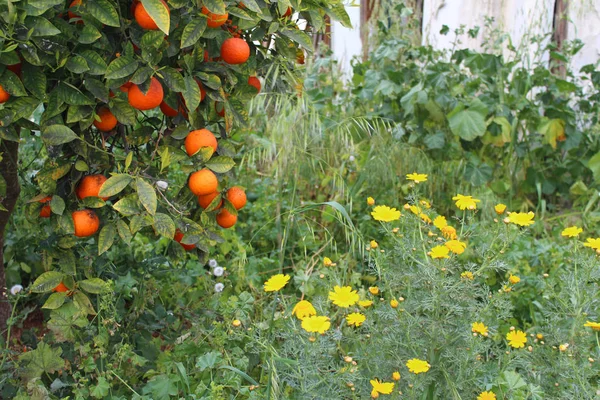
left=0, top=295, right=20, bottom=373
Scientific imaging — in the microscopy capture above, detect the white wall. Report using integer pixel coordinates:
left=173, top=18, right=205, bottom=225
left=568, top=1, right=600, bottom=73
left=331, top=2, right=363, bottom=80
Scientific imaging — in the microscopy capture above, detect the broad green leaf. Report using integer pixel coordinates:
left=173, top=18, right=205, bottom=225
left=153, top=213, right=175, bottom=238
left=51, top=164, right=71, bottom=180
left=91, top=377, right=110, bottom=399
left=22, top=64, right=46, bottom=99
left=78, top=278, right=108, bottom=294
left=203, top=0, right=226, bottom=14
left=160, top=147, right=170, bottom=172
left=0, top=69, right=26, bottom=96
left=75, top=160, right=89, bottom=172
left=84, top=78, right=109, bottom=103
left=79, top=24, right=102, bottom=44
left=26, top=17, right=61, bottom=36
left=18, top=342, right=65, bottom=380
left=80, top=50, right=108, bottom=75
left=82, top=197, right=106, bottom=208
left=58, top=82, right=95, bottom=106
left=327, top=3, right=352, bottom=28
left=588, top=151, right=600, bottom=182
left=237, top=0, right=260, bottom=13
left=205, top=156, right=235, bottom=173
left=42, top=292, right=67, bottom=310
left=47, top=302, right=88, bottom=342
left=140, top=0, right=170, bottom=35
left=464, top=161, right=493, bottom=186
left=99, top=174, right=132, bottom=197
left=537, top=118, right=565, bottom=149
left=181, top=19, right=207, bottom=48
left=87, top=0, right=120, bottom=27
left=113, top=195, right=141, bottom=216
left=159, top=67, right=185, bottom=92
left=196, top=351, right=222, bottom=371
left=136, top=178, right=157, bottom=215
left=49, top=195, right=65, bottom=215
left=447, top=104, right=487, bottom=141
left=31, top=271, right=64, bottom=293
left=182, top=74, right=200, bottom=112
left=280, top=28, right=313, bottom=51
left=130, top=66, right=153, bottom=85
left=109, top=98, right=137, bottom=125
left=98, top=224, right=116, bottom=255
left=105, top=57, right=138, bottom=80
left=66, top=56, right=90, bottom=74
left=130, top=214, right=153, bottom=234
left=117, top=219, right=132, bottom=244
left=73, top=292, right=96, bottom=315
left=42, top=125, right=79, bottom=146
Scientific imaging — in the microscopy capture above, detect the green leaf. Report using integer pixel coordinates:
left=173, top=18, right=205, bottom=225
left=117, top=219, right=132, bottom=244
left=447, top=103, right=487, bottom=141
left=280, top=28, right=313, bottom=50
left=91, top=377, right=110, bottom=399
left=66, top=56, right=90, bottom=74
left=130, top=66, right=153, bottom=85
left=537, top=117, right=565, bottom=149
left=82, top=197, right=106, bottom=208
left=78, top=277, right=108, bottom=294
left=80, top=50, right=108, bottom=75
left=182, top=74, right=200, bottom=112
left=87, top=0, right=120, bottom=27
left=79, top=24, right=102, bottom=44
left=464, top=161, right=493, bottom=186
left=49, top=195, right=65, bottom=215
left=237, top=0, right=260, bottom=13
left=97, top=224, right=116, bottom=255
left=0, top=69, right=26, bottom=96
left=84, top=78, right=109, bottom=103
left=327, top=3, right=352, bottom=28
left=31, top=271, right=64, bottom=293
left=99, top=174, right=132, bottom=197
left=22, top=64, right=46, bottom=99
left=109, top=98, right=138, bottom=125
left=42, top=292, right=67, bottom=310
left=588, top=151, right=600, bottom=182
left=47, top=302, right=88, bottom=342
left=26, top=17, right=61, bottom=36
left=159, top=67, right=185, bottom=92
left=205, top=156, right=235, bottom=173
left=181, top=19, right=207, bottom=48
left=136, top=178, right=157, bottom=215
left=153, top=213, right=175, bottom=238
left=140, top=0, right=171, bottom=35
left=42, top=125, right=79, bottom=146
left=113, top=195, right=141, bottom=216
left=196, top=351, right=222, bottom=371
left=75, top=160, right=89, bottom=172
left=202, top=0, right=225, bottom=14
left=58, top=82, right=94, bottom=105
left=142, top=375, right=179, bottom=399
left=105, top=57, right=138, bottom=80
left=18, top=342, right=65, bottom=380
left=73, top=292, right=97, bottom=315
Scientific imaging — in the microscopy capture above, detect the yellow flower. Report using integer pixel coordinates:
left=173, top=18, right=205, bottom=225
left=494, top=204, right=507, bottom=215
left=508, top=274, right=521, bottom=284
left=301, top=315, right=331, bottom=334
left=430, top=245, right=450, bottom=259
left=452, top=194, right=480, bottom=210
left=323, top=257, right=336, bottom=267
left=584, top=238, right=600, bottom=250
left=409, top=205, right=421, bottom=215
left=561, top=226, right=583, bottom=238
left=420, top=213, right=432, bottom=224
left=392, top=371, right=400, bottom=381
left=346, top=312, right=366, bottom=327
left=584, top=321, right=600, bottom=331
left=370, top=379, right=394, bottom=395
left=461, top=271, right=474, bottom=280
left=506, top=330, right=527, bottom=348
left=441, top=226, right=457, bottom=240
left=445, top=240, right=466, bottom=255
left=472, top=322, right=489, bottom=336
left=420, top=199, right=431, bottom=209
left=477, top=391, right=497, bottom=400
left=358, top=300, right=373, bottom=308
left=390, top=299, right=399, bottom=308
left=559, top=343, right=568, bottom=352
left=406, top=172, right=428, bottom=183
left=406, top=358, right=430, bottom=374
left=232, top=319, right=241, bottom=327
left=369, top=286, right=379, bottom=295
left=370, top=240, right=379, bottom=249
left=367, top=197, right=375, bottom=206
left=292, top=300, right=317, bottom=320
left=263, top=274, right=290, bottom=292
left=433, top=215, right=448, bottom=230
left=371, top=205, right=402, bottom=222
left=328, top=286, right=359, bottom=308
left=508, top=211, right=535, bottom=226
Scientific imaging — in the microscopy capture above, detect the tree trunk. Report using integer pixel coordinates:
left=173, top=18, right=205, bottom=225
left=0, top=136, right=21, bottom=336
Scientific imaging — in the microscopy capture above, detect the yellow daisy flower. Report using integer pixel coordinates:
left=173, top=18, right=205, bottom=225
left=392, top=371, right=400, bottom=381
left=445, top=240, right=466, bottom=255
left=409, top=205, right=421, bottom=215
left=508, top=274, right=521, bottom=284
left=323, top=257, right=336, bottom=267
left=471, top=322, right=489, bottom=336
left=370, top=379, right=394, bottom=396
left=367, top=197, right=375, bottom=206
left=452, top=194, right=480, bottom=210
left=433, top=215, right=448, bottom=230
left=371, top=205, right=402, bottom=222
left=561, top=226, right=583, bottom=238
left=292, top=300, right=316, bottom=320
left=369, top=286, right=379, bottom=295
left=346, top=312, right=366, bottom=327
left=430, top=245, right=450, bottom=259
left=584, top=238, right=600, bottom=250
left=461, top=271, right=474, bottom=280
left=390, top=299, right=399, bottom=308
left=477, top=391, right=496, bottom=400
left=441, top=225, right=457, bottom=240
left=370, top=240, right=379, bottom=249
left=420, top=213, right=432, bottom=224
left=584, top=321, right=600, bottom=331
left=406, top=172, right=428, bottom=183
left=494, top=204, right=507, bottom=215
left=328, top=286, right=359, bottom=308
left=506, top=330, right=527, bottom=348
left=301, top=315, right=331, bottom=334
left=263, top=274, right=290, bottom=292
left=420, top=199, right=431, bottom=209
left=508, top=211, right=535, bottom=226
left=358, top=300, right=373, bottom=308
left=406, top=358, right=430, bottom=374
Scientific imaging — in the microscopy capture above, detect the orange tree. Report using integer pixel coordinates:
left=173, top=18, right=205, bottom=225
left=0, top=0, right=349, bottom=338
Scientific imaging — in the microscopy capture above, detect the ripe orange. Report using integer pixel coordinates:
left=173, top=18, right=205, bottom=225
left=93, top=107, right=118, bottom=131
left=0, top=84, right=10, bottom=104
left=226, top=187, right=247, bottom=210
left=68, top=0, right=83, bottom=23
left=76, top=174, right=109, bottom=200
left=248, top=76, right=261, bottom=93
left=185, top=129, right=218, bottom=156
left=201, top=6, right=228, bottom=28
left=119, top=81, right=133, bottom=92
left=53, top=282, right=69, bottom=293
left=216, top=209, right=237, bottom=228
left=160, top=101, right=178, bottom=117
left=72, top=209, right=100, bottom=237
left=128, top=77, right=164, bottom=110
left=282, top=6, right=292, bottom=17
left=39, top=196, right=52, bottom=218
left=7, top=62, right=22, bottom=77
left=135, top=0, right=169, bottom=30
left=220, top=38, right=250, bottom=65
left=198, top=191, right=222, bottom=209
left=188, top=169, right=218, bottom=196
left=174, top=229, right=195, bottom=251
left=197, top=79, right=206, bottom=102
